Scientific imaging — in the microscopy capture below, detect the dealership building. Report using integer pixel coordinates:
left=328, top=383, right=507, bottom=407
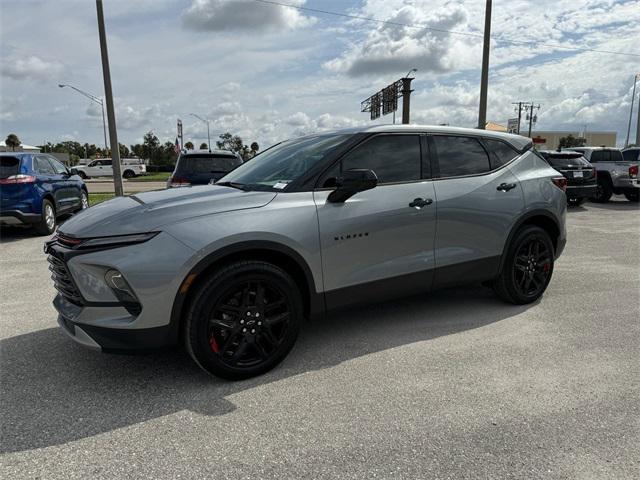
left=529, top=131, right=617, bottom=150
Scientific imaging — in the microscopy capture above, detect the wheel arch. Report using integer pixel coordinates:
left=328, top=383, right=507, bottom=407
left=168, top=241, right=324, bottom=344
left=499, top=210, right=561, bottom=274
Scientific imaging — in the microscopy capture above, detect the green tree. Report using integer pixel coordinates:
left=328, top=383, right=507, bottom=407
left=184, top=141, right=194, bottom=150
left=216, top=132, right=243, bottom=153
left=199, top=142, right=208, bottom=150
left=130, top=143, right=145, bottom=159
left=142, top=131, right=160, bottom=164
left=558, top=134, right=586, bottom=150
left=118, top=143, right=131, bottom=158
left=5, top=133, right=21, bottom=151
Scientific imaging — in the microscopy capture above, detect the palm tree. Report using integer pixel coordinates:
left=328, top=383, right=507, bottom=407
left=5, top=133, right=21, bottom=151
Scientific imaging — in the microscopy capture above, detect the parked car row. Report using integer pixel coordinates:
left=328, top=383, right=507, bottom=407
left=538, top=146, right=639, bottom=204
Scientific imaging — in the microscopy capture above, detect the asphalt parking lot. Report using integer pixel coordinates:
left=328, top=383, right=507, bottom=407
left=1, top=198, right=639, bottom=479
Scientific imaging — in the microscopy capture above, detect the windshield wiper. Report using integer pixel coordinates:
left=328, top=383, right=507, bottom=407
left=215, top=181, right=251, bottom=191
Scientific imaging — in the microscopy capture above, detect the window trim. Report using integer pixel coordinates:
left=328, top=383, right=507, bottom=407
left=313, top=132, right=431, bottom=190
left=428, top=133, right=523, bottom=181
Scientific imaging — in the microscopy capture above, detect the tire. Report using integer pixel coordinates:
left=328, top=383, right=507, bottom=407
left=568, top=197, right=584, bottom=206
left=75, top=190, right=89, bottom=212
left=184, top=261, right=303, bottom=380
left=123, top=170, right=135, bottom=179
left=34, top=199, right=56, bottom=235
left=624, top=191, right=639, bottom=202
left=78, top=171, right=87, bottom=179
left=590, top=178, right=612, bottom=203
left=493, top=225, right=555, bottom=305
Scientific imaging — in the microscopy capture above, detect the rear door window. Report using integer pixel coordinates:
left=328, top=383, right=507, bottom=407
left=35, top=156, right=55, bottom=175
left=483, top=139, right=519, bottom=169
left=0, top=156, right=21, bottom=178
left=433, top=136, right=491, bottom=177
left=47, top=157, right=68, bottom=174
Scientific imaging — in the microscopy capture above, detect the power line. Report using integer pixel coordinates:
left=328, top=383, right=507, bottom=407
left=252, top=0, right=640, bottom=59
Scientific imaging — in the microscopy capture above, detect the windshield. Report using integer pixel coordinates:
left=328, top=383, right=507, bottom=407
left=177, top=154, right=242, bottom=174
left=0, top=156, right=21, bottom=178
left=218, top=134, right=350, bottom=190
left=541, top=153, right=590, bottom=168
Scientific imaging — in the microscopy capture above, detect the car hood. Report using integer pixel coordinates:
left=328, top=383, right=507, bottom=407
left=59, top=185, right=277, bottom=238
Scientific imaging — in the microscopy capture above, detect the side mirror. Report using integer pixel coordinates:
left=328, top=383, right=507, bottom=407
left=327, top=169, right=378, bottom=203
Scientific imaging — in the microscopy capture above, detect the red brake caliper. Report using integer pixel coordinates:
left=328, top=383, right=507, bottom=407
left=209, top=335, right=220, bottom=353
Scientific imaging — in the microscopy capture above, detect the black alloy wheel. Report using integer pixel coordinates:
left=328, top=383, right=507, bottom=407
left=185, top=261, right=302, bottom=380
left=590, top=179, right=612, bottom=203
left=512, top=237, right=553, bottom=298
left=493, top=225, right=555, bottom=304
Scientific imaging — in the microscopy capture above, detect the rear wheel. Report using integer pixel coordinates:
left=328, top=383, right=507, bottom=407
left=184, top=261, right=302, bottom=380
left=624, top=191, right=639, bottom=202
left=34, top=199, right=56, bottom=235
left=590, top=179, right=612, bottom=203
left=123, top=170, right=135, bottom=179
left=493, top=225, right=554, bottom=304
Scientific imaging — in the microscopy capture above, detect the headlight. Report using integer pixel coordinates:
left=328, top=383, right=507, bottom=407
left=59, top=232, right=159, bottom=250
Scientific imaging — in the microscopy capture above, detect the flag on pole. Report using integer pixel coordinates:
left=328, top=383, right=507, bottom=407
left=174, top=137, right=180, bottom=154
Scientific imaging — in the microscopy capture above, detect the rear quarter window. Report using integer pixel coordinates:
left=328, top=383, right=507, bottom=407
left=0, top=156, right=21, bottom=178
left=483, top=139, right=519, bottom=169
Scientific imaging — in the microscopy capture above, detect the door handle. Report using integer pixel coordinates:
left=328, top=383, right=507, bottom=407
left=497, top=182, right=517, bottom=192
left=409, top=197, right=433, bottom=209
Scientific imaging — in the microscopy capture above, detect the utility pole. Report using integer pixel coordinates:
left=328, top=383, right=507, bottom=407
left=636, top=75, right=640, bottom=146
left=477, top=0, right=492, bottom=129
left=524, top=102, right=541, bottom=138
left=96, top=0, right=124, bottom=196
left=511, top=102, right=524, bottom=134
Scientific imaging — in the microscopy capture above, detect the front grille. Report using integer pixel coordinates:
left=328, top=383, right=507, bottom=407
left=48, top=254, right=83, bottom=305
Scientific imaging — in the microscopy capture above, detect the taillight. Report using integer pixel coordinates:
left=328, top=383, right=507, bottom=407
left=551, top=177, right=567, bottom=192
left=0, top=174, right=36, bottom=184
left=169, top=176, right=190, bottom=187
left=629, top=165, right=638, bottom=178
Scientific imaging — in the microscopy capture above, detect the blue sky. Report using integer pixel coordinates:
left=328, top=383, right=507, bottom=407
left=1, top=0, right=639, bottom=149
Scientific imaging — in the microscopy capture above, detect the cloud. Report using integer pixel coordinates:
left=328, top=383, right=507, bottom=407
left=324, top=3, right=478, bottom=77
left=182, top=0, right=314, bottom=32
left=1, top=54, right=63, bottom=82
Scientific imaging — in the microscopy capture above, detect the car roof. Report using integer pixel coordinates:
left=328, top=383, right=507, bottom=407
left=539, top=150, right=584, bottom=156
left=0, top=152, right=34, bottom=157
left=567, top=146, right=619, bottom=151
left=181, top=149, right=238, bottom=156
left=299, top=124, right=533, bottom=151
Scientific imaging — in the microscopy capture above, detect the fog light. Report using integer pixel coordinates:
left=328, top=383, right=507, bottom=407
left=105, top=269, right=141, bottom=315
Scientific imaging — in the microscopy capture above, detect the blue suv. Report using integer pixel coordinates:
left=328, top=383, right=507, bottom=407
left=0, top=152, right=88, bottom=235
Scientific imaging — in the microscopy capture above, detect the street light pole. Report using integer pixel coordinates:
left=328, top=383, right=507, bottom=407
left=190, top=113, right=211, bottom=152
left=96, top=0, right=124, bottom=197
left=58, top=83, right=109, bottom=151
left=625, top=74, right=639, bottom=147
left=477, top=0, right=492, bottom=129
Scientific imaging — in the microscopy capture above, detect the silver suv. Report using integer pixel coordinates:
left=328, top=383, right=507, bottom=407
left=45, top=125, right=567, bottom=379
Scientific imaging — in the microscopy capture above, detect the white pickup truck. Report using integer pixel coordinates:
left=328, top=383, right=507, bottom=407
left=74, top=158, right=147, bottom=179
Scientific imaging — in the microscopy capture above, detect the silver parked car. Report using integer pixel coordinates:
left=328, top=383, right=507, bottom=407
left=45, top=125, right=567, bottom=380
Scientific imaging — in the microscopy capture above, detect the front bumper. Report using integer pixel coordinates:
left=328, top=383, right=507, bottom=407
left=46, top=231, right=195, bottom=352
left=0, top=209, right=40, bottom=226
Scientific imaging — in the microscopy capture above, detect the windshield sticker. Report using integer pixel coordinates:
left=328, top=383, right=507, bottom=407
left=273, top=182, right=290, bottom=189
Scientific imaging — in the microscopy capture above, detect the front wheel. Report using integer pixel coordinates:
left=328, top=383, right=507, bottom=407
left=184, top=261, right=302, bottom=380
left=493, top=226, right=555, bottom=304
left=78, top=171, right=87, bottom=179
left=624, top=191, right=639, bottom=202
left=76, top=190, right=89, bottom=212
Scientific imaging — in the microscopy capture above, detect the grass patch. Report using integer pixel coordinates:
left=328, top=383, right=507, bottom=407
left=127, top=172, right=171, bottom=182
left=89, top=193, right=116, bottom=206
